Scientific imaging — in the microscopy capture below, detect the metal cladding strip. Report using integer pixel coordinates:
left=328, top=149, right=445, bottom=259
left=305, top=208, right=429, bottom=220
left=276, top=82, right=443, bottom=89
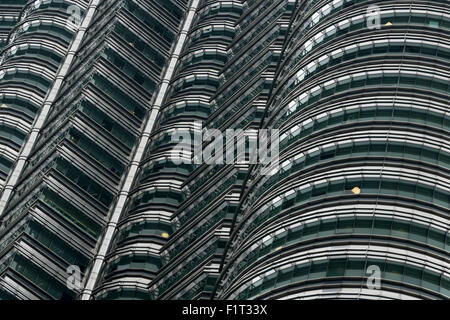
left=0, top=0, right=101, bottom=217
left=80, top=0, right=201, bottom=300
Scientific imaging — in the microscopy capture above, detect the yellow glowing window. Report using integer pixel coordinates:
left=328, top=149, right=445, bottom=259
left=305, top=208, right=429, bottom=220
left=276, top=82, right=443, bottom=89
left=352, top=187, right=361, bottom=195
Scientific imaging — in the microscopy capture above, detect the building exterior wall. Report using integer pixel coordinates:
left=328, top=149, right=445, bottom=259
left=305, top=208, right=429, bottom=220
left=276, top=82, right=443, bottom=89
left=0, top=0, right=448, bottom=300
left=216, top=0, right=450, bottom=300
left=0, top=0, right=187, bottom=299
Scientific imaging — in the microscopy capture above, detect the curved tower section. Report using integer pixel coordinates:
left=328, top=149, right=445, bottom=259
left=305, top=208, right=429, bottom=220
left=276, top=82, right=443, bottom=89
left=92, top=0, right=244, bottom=300
left=145, top=0, right=295, bottom=300
left=217, top=0, right=450, bottom=300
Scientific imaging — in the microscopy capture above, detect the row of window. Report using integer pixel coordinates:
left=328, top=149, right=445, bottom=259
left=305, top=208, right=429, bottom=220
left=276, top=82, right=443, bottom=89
left=0, top=124, right=26, bottom=146
left=256, top=141, right=450, bottom=200
left=69, top=128, right=124, bottom=176
left=0, top=69, right=51, bottom=93
left=278, top=73, right=450, bottom=130
left=191, top=25, right=235, bottom=44
left=29, top=0, right=85, bottom=15
left=238, top=0, right=277, bottom=32
left=17, top=22, right=74, bottom=44
left=91, top=73, right=145, bottom=120
left=230, top=216, right=450, bottom=283
left=26, top=220, right=89, bottom=270
left=96, top=288, right=150, bottom=300
left=226, top=25, right=284, bottom=78
left=79, top=99, right=135, bottom=148
left=114, top=22, right=165, bottom=67
left=124, top=0, right=175, bottom=43
left=5, top=45, right=62, bottom=68
left=142, top=160, right=193, bottom=178
left=219, top=53, right=277, bottom=103
left=161, top=102, right=211, bottom=122
left=165, top=205, right=235, bottom=262
left=153, top=0, right=184, bottom=21
left=181, top=50, right=228, bottom=69
left=41, top=189, right=101, bottom=239
left=173, top=74, right=219, bottom=93
left=289, top=65, right=450, bottom=106
left=178, top=174, right=239, bottom=227
left=246, top=178, right=449, bottom=239
left=279, top=105, right=450, bottom=138
left=0, top=155, right=12, bottom=175
left=107, top=253, right=162, bottom=275
left=283, top=40, right=450, bottom=101
left=235, top=258, right=450, bottom=299
left=130, top=189, right=184, bottom=210
left=118, top=221, right=173, bottom=243
left=199, top=2, right=242, bottom=20
left=55, top=158, right=113, bottom=207
left=10, top=253, right=76, bottom=300
left=232, top=0, right=287, bottom=55
left=102, top=47, right=156, bottom=92
left=157, top=239, right=225, bottom=297
left=288, top=8, right=450, bottom=73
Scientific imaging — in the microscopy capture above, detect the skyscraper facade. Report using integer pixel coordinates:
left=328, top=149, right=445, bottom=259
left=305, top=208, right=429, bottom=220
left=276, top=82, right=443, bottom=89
left=0, top=0, right=449, bottom=300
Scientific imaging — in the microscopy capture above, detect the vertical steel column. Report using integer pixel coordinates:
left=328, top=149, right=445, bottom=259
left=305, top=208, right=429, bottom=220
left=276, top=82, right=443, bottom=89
left=80, top=0, right=201, bottom=300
